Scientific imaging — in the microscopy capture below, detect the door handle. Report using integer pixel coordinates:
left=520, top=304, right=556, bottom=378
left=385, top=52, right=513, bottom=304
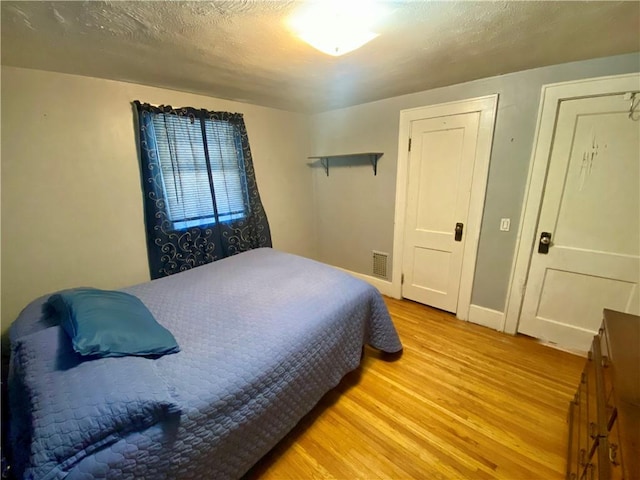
left=538, top=232, right=552, bottom=254
left=454, top=222, right=464, bottom=242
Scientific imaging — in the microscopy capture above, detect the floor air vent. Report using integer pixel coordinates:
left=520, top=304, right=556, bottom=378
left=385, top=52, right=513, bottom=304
left=372, top=251, right=389, bottom=279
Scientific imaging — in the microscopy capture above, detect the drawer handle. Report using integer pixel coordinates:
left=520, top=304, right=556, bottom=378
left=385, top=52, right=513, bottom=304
left=609, top=443, right=619, bottom=465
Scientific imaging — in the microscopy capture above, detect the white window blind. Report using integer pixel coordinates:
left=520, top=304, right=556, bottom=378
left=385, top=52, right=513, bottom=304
left=151, top=114, right=248, bottom=230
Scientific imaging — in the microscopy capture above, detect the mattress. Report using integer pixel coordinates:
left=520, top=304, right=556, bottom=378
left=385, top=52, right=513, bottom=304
left=9, top=248, right=402, bottom=479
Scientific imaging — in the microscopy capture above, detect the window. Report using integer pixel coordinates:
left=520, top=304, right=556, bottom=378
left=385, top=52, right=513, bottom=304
left=150, top=113, right=250, bottom=230
left=135, top=101, right=272, bottom=278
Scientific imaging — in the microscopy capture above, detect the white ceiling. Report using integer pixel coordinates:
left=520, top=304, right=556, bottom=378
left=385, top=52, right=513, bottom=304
left=2, top=1, right=639, bottom=113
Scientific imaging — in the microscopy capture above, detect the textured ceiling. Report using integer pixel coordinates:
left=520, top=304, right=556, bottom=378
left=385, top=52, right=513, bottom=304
left=2, top=1, right=639, bottom=113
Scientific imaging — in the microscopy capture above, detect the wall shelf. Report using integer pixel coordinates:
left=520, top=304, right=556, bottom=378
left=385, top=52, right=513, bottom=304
left=308, top=152, right=383, bottom=176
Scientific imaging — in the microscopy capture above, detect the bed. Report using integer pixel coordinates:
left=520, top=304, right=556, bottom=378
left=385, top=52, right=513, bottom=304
left=8, top=248, right=402, bottom=480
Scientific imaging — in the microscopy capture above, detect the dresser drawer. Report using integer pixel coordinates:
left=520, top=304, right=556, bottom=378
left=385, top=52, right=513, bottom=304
left=583, top=440, right=602, bottom=480
left=585, top=351, right=599, bottom=445
left=567, top=398, right=581, bottom=480
left=587, top=339, right=610, bottom=439
left=578, top=369, right=592, bottom=470
left=607, top=416, right=624, bottom=480
left=598, top=326, right=616, bottom=416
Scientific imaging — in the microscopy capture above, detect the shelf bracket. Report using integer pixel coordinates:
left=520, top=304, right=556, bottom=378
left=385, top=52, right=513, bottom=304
left=320, top=157, right=330, bottom=176
left=369, top=153, right=381, bottom=176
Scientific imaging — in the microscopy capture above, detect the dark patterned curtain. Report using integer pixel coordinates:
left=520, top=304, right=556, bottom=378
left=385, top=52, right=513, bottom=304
left=134, top=101, right=271, bottom=279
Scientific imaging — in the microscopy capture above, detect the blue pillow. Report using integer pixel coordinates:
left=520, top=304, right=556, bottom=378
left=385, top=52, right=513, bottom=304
left=46, top=288, right=179, bottom=358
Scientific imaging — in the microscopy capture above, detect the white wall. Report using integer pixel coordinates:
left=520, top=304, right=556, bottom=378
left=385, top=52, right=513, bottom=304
left=310, top=53, right=640, bottom=313
left=1, top=66, right=314, bottom=335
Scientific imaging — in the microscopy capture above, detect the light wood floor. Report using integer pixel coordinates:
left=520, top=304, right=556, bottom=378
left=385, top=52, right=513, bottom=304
left=244, top=297, right=585, bottom=479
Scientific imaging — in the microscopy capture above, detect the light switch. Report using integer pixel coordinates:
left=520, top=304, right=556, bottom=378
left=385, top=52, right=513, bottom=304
left=500, top=218, right=510, bottom=231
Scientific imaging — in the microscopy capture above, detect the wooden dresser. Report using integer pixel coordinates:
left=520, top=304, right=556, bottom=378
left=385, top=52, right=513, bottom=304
left=566, top=309, right=640, bottom=480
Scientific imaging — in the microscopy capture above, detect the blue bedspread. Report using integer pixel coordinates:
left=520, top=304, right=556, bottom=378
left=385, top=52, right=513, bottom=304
left=9, top=248, right=402, bottom=479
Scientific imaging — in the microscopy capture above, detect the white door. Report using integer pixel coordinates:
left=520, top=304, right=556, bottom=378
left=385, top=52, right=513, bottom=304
left=402, top=112, right=480, bottom=313
left=517, top=94, right=640, bottom=351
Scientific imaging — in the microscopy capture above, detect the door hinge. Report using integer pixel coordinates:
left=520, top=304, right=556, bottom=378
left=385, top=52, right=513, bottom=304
left=401, top=273, right=405, bottom=285
left=408, top=138, right=412, bottom=151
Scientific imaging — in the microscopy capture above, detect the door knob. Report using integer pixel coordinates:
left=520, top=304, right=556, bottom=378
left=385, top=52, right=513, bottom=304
left=538, top=232, right=552, bottom=254
left=454, top=222, right=464, bottom=241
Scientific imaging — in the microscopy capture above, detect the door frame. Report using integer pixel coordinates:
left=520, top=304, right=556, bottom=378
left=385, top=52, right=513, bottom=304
left=503, top=73, right=640, bottom=335
left=391, top=95, right=498, bottom=320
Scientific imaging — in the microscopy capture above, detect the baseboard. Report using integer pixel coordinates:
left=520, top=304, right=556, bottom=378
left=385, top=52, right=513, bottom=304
left=468, top=304, right=505, bottom=331
left=518, top=317, right=595, bottom=354
left=333, top=267, right=395, bottom=297
left=533, top=338, right=589, bottom=358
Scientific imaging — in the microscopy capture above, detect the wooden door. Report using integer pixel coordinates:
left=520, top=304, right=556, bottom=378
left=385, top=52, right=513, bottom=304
left=401, top=112, right=480, bottom=313
left=517, top=94, right=640, bottom=351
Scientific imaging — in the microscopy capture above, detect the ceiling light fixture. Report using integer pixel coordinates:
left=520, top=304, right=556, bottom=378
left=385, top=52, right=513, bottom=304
left=289, top=1, right=386, bottom=57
